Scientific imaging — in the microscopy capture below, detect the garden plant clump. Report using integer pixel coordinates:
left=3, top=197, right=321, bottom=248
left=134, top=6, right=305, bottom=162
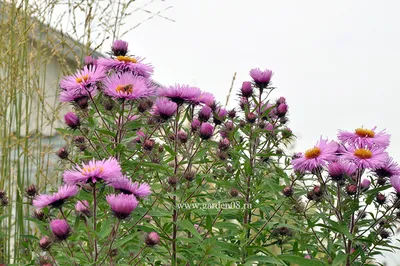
left=17, top=39, right=400, bottom=265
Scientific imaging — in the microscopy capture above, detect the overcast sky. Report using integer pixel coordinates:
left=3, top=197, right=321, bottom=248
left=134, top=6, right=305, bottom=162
left=119, top=1, right=400, bottom=263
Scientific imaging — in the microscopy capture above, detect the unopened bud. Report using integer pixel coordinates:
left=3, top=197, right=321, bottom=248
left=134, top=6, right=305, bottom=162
left=145, top=232, right=160, bottom=246
left=282, top=186, right=293, bottom=197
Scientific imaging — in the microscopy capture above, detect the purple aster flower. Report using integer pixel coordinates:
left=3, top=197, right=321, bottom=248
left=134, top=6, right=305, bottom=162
left=338, top=127, right=390, bottom=148
left=390, top=175, right=400, bottom=193
left=64, top=112, right=80, bottom=129
left=342, top=146, right=388, bottom=169
left=191, top=119, right=201, bottom=131
left=59, top=66, right=105, bottom=102
left=327, top=161, right=357, bottom=181
left=157, top=84, right=201, bottom=104
left=109, top=176, right=151, bottom=198
left=103, top=73, right=155, bottom=100
left=241, top=81, right=253, bottom=97
left=374, top=157, right=400, bottom=178
left=249, top=68, right=273, bottom=88
left=75, top=200, right=90, bottom=215
left=199, top=123, right=214, bottom=140
left=50, top=219, right=71, bottom=240
left=97, top=56, right=153, bottom=78
left=111, top=40, right=129, bottom=56
left=199, top=105, right=212, bottom=122
left=63, top=157, right=122, bottom=184
left=197, top=92, right=215, bottom=107
left=292, top=138, right=338, bottom=172
left=33, top=185, right=78, bottom=209
left=152, top=97, right=177, bottom=120
left=106, top=193, right=138, bottom=219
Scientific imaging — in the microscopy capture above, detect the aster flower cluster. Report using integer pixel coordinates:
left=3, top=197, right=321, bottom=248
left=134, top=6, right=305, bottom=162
left=289, top=127, right=400, bottom=264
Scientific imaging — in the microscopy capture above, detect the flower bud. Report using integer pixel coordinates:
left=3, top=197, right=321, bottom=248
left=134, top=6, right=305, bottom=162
left=377, top=176, right=386, bottom=186
left=239, top=97, right=248, bottom=110
left=111, top=40, right=129, bottom=56
left=230, top=188, right=239, bottom=197
left=199, top=123, right=214, bottom=140
left=50, top=219, right=71, bottom=240
left=184, top=171, right=196, bottom=182
left=313, top=185, right=323, bottom=197
left=64, top=112, right=80, bottom=129
left=246, top=112, right=257, bottom=123
left=191, top=119, right=201, bottom=132
left=137, top=98, right=154, bottom=113
left=102, top=97, right=115, bottom=111
left=56, top=147, right=69, bottom=159
left=25, top=184, right=38, bottom=198
left=380, top=229, right=390, bottom=239
left=39, top=236, right=52, bottom=250
left=225, top=121, right=234, bottom=131
left=199, top=105, right=212, bottom=122
left=276, top=103, right=288, bottom=117
left=168, top=177, right=178, bottom=186
left=282, top=186, right=293, bottom=197
left=1, top=197, right=8, bottom=206
left=178, top=130, right=188, bottom=144
left=33, top=209, right=45, bottom=221
left=73, top=136, right=85, bottom=144
left=75, top=96, right=89, bottom=109
left=239, top=120, right=246, bottom=128
left=228, top=109, right=236, bottom=118
left=218, top=138, right=230, bottom=151
left=75, top=200, right=90, bottom=216
left=0, top=190, right=6, bottom=199
left=346, top=184, right=357, bottom=195
left=84, top=56, right=97, bottom=66
left=277, top=97, right=286, bottom=104
left=241, top=81, right=253, bottom=98
left=217, top=151, right=228, bottom=161
left=376, top=193, right=386, bottom=205
left=360, top=179, right=371, bottom=191
left=281, top=128, right=292, bottom=139
left=143, top=139, right=155, bottom=151
left=145, top=232, right=160, bottom=246
left=304, top=255, right=311, bottom=259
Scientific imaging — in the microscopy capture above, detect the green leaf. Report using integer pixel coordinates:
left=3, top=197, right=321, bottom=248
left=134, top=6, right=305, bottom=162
left=278, top=255, right=325, bottom=266
left=176, top=220, right=202, bottom=240
left=332, top=251, right=347, bottom=266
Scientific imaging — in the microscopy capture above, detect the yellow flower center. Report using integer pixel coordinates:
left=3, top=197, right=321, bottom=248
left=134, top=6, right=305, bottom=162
left=75, top=74, right=89, bottom=83
left=304, top=147, right=321, bottom=159
left=354, top=148, right=372, bottom=159
left=82, top=166, right=104, bottom=174
left=115, top=84, right=134, bottom=94
left=116, top=56, right=137, bottom=63
left=355, top=128, right=375, bottom=138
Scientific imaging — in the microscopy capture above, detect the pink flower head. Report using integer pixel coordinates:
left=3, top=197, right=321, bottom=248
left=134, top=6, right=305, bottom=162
left=63, top=157, right=122, bottom=184
left=213, top=107, right=228, bottom=124
left=241, top=81, right=253, bottom=97
left=157, top=84, right=201, bottom=105
left=153, top=97, right=177, bottom=120
left=109, top=176, right=151, bottom=198
left=106, top=193, right=138, bottom=219
left=249, top=68, right=273, bottom=88
left=264, top=123, right=274, bottom=132
left=292, top=138, right=338, bottom=173
left=197, top=92, right=215, bottom=107
left=327, top=161, right=357, bottom=181
left=191, top=119, right=201, bottom=131
left=33, top=184, right=78, bottom=209
left=111, top=40, right=129, bottom=56
left=342, top=146, right=388, bottom=169
left=199, top=123, right=214, bottom=140
left=50, top=219, right=71, bottom=240
left=390, top=175, right=400, bottom=193
left=374, top=157, right=400, bottom=178
left=59, top=65, right=105, bottom=102
left=97, top=56, right=153, bottom=78
left=103, top=73, right=155, bottom=100
left=75, top=200, right=90, bottom=215
left=134, top=130, right=146, bottom=143
left=199, top=105, right=212, bottom=122
left=64, top=112, right=80, bottom=129
left=338, top=127, right=390, bottom=148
